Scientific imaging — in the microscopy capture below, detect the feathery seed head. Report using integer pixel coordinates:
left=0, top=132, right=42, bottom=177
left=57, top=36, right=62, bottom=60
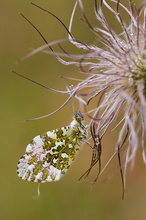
left=18, top=0, right=146, bottom=197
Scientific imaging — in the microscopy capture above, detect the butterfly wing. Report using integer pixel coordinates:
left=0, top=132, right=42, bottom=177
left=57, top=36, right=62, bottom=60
left=17, top=126, right=81, bottom=183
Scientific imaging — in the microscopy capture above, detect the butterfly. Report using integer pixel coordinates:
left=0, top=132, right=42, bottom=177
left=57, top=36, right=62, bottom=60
left=17, top=112, right=87, bottom=183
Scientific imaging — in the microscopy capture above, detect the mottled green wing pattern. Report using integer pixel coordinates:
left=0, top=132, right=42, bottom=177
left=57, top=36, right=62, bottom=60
left=17, top=112, right=87, bottom=183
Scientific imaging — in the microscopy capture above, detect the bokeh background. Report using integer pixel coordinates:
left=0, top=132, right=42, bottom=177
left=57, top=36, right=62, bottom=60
left=1, top=0, right=146, bottom=220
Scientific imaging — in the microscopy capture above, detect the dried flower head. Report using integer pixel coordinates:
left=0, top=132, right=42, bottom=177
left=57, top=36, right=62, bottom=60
left=16, top=0, right=146, bottom=197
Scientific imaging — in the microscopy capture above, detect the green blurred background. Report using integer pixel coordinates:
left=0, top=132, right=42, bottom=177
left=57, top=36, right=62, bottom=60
left=1, top=0, right=146, bottom=220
